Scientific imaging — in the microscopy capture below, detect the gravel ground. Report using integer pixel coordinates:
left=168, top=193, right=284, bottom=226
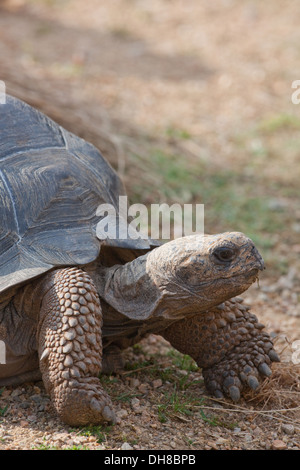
left=0, top=275, right=299, bottom=450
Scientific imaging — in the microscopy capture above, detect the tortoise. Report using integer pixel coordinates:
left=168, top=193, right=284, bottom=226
left=0, top=95, right=279, bottom=426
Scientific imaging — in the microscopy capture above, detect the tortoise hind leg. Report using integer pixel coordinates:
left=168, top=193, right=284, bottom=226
left=0, top=369, right=42, bottom=387
left=102, top=345, right=125, bottom=375
left=37, top=267, right=115, bottom=426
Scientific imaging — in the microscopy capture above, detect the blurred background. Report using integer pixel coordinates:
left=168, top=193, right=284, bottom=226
left=0, top=0, right=299, bottom=317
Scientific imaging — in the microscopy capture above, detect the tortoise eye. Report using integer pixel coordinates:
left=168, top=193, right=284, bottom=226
left=213, top=246, right=237, bottom=263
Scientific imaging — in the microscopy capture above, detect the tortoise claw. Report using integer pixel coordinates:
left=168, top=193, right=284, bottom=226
left=247, top=375, right=259, bottom=390
left=102, top=405, right=116, bottom=424
left=214, top=389, right=224, bottom=399
left=258, top=362, right=272, bottom=377
left=228, top=386, right=240, bottom=402
left=268, top=349, right=280, bottom=363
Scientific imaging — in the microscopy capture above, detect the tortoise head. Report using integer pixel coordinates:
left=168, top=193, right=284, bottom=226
left=146, top=232, right=265, bottom=313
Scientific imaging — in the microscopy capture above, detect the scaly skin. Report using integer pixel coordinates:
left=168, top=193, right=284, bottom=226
left=0, top=232, right=280, bottom=425
left=37, top=267, right=115, bottom=426
left=161, top=298, right=279, bottom=401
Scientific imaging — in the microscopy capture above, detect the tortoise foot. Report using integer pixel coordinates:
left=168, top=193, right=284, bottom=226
left=51, top=377, right=115, bottom=426
left=202, top=333, right=280, bottom=401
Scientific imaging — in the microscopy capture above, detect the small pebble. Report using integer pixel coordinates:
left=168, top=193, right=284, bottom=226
left=281, top=424, right=294, bottom=435
left=116, top=409, right=128, bottom=419
left=138, top=383, right=148, bottom=393
left=20, top=421, right=29, bottom=427
left=129, top=378, right=140, bottom=388
left=272, top=440, right=287, bottom=450
left=152, top=379, right=163, bottom=389
left=131, top=398, right=140, bottom=407
left=215, top=437, right=230, bottom=445
left=121, top=442, right=133, bottom=450
left=244, top=433, right=252, bottom=443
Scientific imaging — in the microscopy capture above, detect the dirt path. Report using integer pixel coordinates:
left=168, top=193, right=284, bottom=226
left=0, top=0, right=299, bottom=450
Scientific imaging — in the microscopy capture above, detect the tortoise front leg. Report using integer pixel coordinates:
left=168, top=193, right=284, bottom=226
left=161, top=298, right=280, bottom=401
left=37, top=267, right=115, bottom=426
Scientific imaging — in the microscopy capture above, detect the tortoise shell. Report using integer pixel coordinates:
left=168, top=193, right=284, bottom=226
left=0, top=95, right=151, bottom=294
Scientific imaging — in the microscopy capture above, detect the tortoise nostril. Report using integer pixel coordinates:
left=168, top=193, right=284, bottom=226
left=251, top=246, right=265, bottom=271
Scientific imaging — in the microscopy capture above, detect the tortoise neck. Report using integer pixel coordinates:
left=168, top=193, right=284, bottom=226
left=96, top=253, right=165, bottom=321
left=95, top=250, right=198, bottom=322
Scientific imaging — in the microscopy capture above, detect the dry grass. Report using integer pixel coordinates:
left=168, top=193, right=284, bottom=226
left=191, top=362, right=300, bottom=433
left=245, top=362, right=300, bottom=412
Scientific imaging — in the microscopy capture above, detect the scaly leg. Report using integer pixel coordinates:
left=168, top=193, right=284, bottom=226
left=161, top=298, right=279, bottom=401
left=37, top=267, right=115, bottom=426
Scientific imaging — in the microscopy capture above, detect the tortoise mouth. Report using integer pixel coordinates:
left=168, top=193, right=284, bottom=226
left=245, top=268, right=260, bottom=282
left=213, top=268, right=260, bottom=287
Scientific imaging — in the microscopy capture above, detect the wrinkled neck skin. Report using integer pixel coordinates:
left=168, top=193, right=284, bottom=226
left=97, top=252, right=165, bottom=322
left=96, top=248, right=255, bottom=322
